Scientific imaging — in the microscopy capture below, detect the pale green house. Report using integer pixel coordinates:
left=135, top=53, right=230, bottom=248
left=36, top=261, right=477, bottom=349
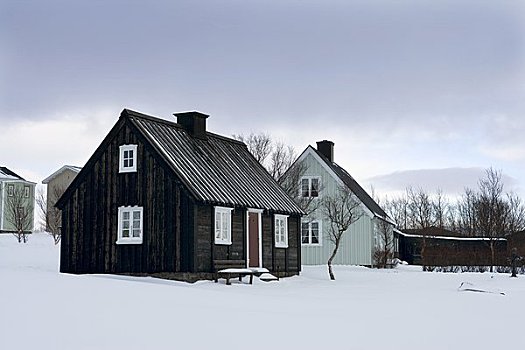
left=282, top=141, right=395, bottom=266
left=0, top=166, right=35, bottom=233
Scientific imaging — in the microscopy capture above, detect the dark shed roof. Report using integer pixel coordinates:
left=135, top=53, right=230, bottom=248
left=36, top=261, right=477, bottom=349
left=126, top=109, right=303, bottom=214
left=311, top=147, right=389, bottom=219
left=0, top=166, right=25, bottom=180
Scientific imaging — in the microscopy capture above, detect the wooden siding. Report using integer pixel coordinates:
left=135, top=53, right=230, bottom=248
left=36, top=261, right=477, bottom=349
left=298, top=152, right=374, bottom=266
left=60, top=120, right=186, bottom=274
left=261, top=214, right=301, bottom=274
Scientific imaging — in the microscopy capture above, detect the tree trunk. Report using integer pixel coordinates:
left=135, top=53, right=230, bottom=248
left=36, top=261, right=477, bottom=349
left=327, top=237, right=341, bottom=280
left=421, top=237, right=427, bottom=271
left=490, top=241, right=495, bottom=273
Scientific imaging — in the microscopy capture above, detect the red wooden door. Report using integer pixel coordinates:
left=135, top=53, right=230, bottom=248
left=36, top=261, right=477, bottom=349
left=248, top=212, right=259, bottom=267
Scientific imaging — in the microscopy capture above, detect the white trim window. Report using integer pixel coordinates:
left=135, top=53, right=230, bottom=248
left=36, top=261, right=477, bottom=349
left=275, top=214, right=288, bottom=248
left=7, top=184, right=14, bottom=197
left=300, top=176, right=320, bottom=198
left=215, top=206, right=233, bottom=245
left=119, top=144, right=138, bottom=173
left=301, top=220, right=321, bottom=245
left=116, top=206, right=143, bottom=244
left=24, top=186, right=30, bottom=198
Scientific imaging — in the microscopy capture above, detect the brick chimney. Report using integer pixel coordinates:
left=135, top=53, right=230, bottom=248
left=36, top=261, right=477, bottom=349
left=316, top=140, right=334, bottom=162
left=174, top=111, right=209, bottom=139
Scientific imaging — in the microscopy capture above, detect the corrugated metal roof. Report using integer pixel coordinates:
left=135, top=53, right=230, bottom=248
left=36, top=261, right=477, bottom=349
left=311, top=147, right=389, bottom=219
left=125, top=110, right=303, bottom=215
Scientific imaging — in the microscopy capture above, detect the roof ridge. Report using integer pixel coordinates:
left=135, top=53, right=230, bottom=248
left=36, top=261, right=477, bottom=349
left=123, top=109, right=246, bottom=146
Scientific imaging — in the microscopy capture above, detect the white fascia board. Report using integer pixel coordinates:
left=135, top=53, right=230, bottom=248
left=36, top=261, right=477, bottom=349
left=302, top=146, right=375, bottom=219
left=373, top=213, right=396, bottom=226
left=42, top=165, right=81, bottom=184
left=398, top=231, right=507, bottom=241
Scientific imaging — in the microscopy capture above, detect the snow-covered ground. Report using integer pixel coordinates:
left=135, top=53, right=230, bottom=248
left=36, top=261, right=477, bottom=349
left=1, top=233, right=524, bottom=350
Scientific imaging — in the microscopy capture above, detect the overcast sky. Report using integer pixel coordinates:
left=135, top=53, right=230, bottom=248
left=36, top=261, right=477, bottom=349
left=1, top=0, right=524, bottom=200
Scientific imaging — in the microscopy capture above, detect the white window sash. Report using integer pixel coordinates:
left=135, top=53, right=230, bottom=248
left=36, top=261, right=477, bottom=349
left=116, top=206, right=143, bottom=244
left=275, top=215, right=288, bottom=248
left=214, top=207, right=232, bottom=245
left=119, top=144, right=138, bottom=173
left=301, top=220, right=322, bottom=246
left=299, top=177, right=321, bottom=198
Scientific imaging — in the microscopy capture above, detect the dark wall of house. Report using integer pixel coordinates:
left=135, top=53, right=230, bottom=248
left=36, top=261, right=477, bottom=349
left=194, top=205, right=246, bottom=272
left=60, top=121, right=188, bottom=274
left=398, top=235, right=508, bottom=266
left=508, top=231, right=525, bottom=257
left=262, top=214, right=301, bottom=276
left=192, top=206, right=301, bottom=275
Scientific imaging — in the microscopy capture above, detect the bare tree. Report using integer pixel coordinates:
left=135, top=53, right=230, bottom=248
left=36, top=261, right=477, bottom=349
left=456, top=188, right=477, bottom=236
left=323, top=186, right=363, bottom=280
left=36, top=185, right=64, bottom=244
left=233, top=132, right=297, bottom=181
left=474, top=168, right=509, bottom=272
left=5, top=185, right=33, bottom=243
left=505, top=192, right=525, bottom=234
left=383, top=195, right=409, bottom=230
left=433, top=189, right=449, bottom=230
left=233, top=132, right=272, bottom=165
left=268, top=141, right=296, bottom=180
left=407, top=187, right=435, bottom=229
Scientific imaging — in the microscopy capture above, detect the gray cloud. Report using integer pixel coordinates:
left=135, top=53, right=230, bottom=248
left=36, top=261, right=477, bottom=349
left=1, top=1, right=525, bottom=198
left=364, top=167, right=520, bottom=197
left=1, top=0, right=524, bottom=130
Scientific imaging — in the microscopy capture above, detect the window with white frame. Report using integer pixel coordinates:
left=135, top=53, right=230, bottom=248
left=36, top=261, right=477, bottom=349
left=275, top=214, right=288, bottom=248
left=300, top=177, right=320, bottom=198
left=7, top=184, right=14, bottom=197
left=116, top=206, right=143, bottom=244
left=215, top=206, right=233, bottom=245
left=119, top=144, right=138, bottom=173
left=24, top=186, right=30, bottom=198
left=301, top=220, right=321, bottom=245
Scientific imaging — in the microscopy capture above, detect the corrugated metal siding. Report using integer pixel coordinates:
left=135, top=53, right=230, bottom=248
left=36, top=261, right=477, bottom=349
left=299, top=153, right=373, bottom=266
left=128, top=113, right=303, bottom=215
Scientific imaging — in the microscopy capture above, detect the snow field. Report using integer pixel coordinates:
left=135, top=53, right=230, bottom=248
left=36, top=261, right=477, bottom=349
left=1, top=233, right=524, bottom=350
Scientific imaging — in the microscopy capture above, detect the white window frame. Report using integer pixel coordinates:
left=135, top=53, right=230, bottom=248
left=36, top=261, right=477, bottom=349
left=7, top=184, right=14, bottom=197
left=116, top=206, right=143, bottom=244
left=301, top=220, right=322, bottom=246
left=274, top=214, right=288, bottom=248
left=24, top=186, right=30, bottom=198
left=299, top=176, right=321, bottom=198
left=119, top=144, right=138, bottom=173
left=215, top=206, right=233, bottom=245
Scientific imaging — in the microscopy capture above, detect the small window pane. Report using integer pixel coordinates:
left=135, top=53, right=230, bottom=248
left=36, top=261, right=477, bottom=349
left=301, top=223, right=309, bottom=244
left=311, top=222, right=319, bottom=244
left=123, top=212, right=130, bottom=220
left=122, top=229, right=130, bottom=238
left=311, top=178, right=319, bottom=197
left=132, top=229, right=141, bottom=238
left=133, top=211, right=140, bottom=220
left=301, top=179, right=309, bottom=197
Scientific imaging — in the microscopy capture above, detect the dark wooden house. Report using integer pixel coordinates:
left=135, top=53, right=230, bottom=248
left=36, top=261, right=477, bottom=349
left=56, top=109, right=304, bottom=281
left=396, top=227, right=508, bottom=266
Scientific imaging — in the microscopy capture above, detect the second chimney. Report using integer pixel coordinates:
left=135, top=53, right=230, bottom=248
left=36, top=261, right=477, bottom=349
left=316, top=140, right=334, bottom=163
left=174, top=111, right=209, bottom=139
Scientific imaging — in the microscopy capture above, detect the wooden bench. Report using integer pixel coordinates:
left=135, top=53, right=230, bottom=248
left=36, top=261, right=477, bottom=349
left=214, top=260, right=255, bottom=285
